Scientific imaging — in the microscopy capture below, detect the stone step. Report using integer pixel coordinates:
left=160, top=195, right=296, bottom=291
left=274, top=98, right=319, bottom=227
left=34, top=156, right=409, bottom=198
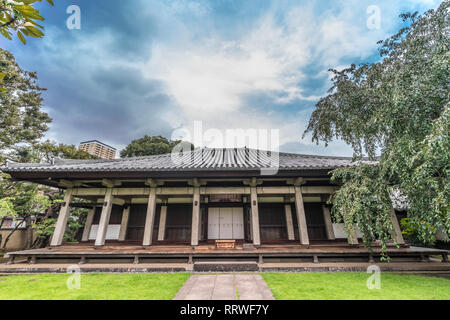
left=194, top=261, right=259, bottom=272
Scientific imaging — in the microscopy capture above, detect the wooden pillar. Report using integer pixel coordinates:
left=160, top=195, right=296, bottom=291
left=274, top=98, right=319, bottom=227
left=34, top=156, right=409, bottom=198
left=284, top=204, right=295, bottom=241
left=118, top=205, right=130, bottom=241
left=50, top=189, right=74, bottom=246
left=294, top=187, right=309, bottom=246
left=191, top=187, right=201, bottom=246
left=95, top=188, right=114, bottom=246
left=322, top=205, right=335, bottom=240
left=390, top=208, right=405, bottom=246
left=158, top=205, right=167, bottom=241
left=81, top=207, right=95, bottom=242
left=142, top=187, right=157, bottom=246
left=250, top=187, right=261, bottom=246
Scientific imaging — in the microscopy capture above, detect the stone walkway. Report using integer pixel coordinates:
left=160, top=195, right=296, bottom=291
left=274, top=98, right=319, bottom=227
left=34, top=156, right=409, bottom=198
left=173, top=274, right=275, bottom=300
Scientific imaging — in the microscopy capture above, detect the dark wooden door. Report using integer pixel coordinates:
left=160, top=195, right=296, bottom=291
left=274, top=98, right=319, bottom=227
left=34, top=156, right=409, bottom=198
left=258, top=203, right=288, bottom=241
left=92, top=205, right=123, bottom=224
left=165, top=204, right=192, bottom=241
left=126, top=204, right=161, bottom=242
left=126, top=204, right=146, bottom=241
left=304, top=203, right=327, bottom=240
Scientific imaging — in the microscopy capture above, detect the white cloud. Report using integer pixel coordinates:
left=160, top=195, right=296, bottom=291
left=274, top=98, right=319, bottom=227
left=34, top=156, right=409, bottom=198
left=140, top=1, right=393, bottom=152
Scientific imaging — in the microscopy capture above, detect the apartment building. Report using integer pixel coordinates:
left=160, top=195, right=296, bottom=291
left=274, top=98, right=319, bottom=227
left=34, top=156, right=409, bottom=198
left=79, top=140, right=117, bottom=160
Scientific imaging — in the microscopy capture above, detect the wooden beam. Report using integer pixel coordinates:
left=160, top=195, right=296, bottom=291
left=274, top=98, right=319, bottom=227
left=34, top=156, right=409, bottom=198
left=81, top=207, right=95, bottom=242
left=188, top=178, right=206, bottom=187
left=145, top=178, right=163, bottom=188
left=112, top=198, right=125, bottom=206
left=250, top=187, right=261, bottom=246
left=158, top=188, right=194, bottom=195
left=142, top=188, right=157, bottom=246
left=191, top=187, right=201, bottom=246
left=390, top=208, right=405, bottom=246
left=287, top=177, right=305, bottom=187
left=73, top=188, right=107, bottom=197
left=284, top=204, right=295, bottom=240
left=50, top=189, right=74, bottom=246
left=200, top=187, right=250, bottom=195
left=95, top=188, right=114, bottom=246
left=71, top=185, right=338, bottom=197
left=243, top=177, right=263, bottom=187
left=118, top=206, right=130, bottom=241
left=58, top=179, right=74, bottom=188
left=301, top=186, right=337, bottom=194
left=322, top=205, right=335, bottom=240
left=157, top=205, right=167, bottom=241
left=257, top=186, right=295, bottom=194
left=294, top=186, right=309, bottom=246
left=102, top=179, right=115, bottom=188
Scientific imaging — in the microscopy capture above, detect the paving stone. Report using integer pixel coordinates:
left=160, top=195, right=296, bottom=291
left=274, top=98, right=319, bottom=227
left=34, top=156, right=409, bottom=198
left=236, top=274, right=275, bottom=300
left=174, top=274, right=275, bottom=300
left=211, top=275, right=236, bottom=300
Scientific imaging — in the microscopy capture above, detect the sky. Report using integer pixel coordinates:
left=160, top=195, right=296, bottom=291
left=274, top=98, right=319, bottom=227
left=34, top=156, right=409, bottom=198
left=0, top=0, right=442, bottom=157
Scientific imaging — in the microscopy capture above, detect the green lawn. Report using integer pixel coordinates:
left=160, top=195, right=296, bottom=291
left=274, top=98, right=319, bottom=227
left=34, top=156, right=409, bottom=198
left=262, top=273, right=450, bottom=300
left=0, top=273, right=190, bottom=300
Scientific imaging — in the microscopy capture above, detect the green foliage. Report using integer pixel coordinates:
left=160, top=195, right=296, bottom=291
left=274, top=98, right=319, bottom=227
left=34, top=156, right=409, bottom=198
left=0, top=174, right=52, bottom=249
left=391, top=104, right=449, bottom=245
left=5, top=140, right=97, bottom=163
left=304, top=2, right=449, bottom=249
left=330, top=165, right=395, bottom=254
left=32, top=197, right=89, bottom=244
left=0, top=48, right=97, bottom=249
left=0, top=0, right=53, bottom=44
left=120, top=135, right=192, bottom=158
left=0, top=273, right=191, bottom=300
left=263, top=273, right=450, bottom=300
left=0, top=1, right=52, bottom=91
left=32, top=217, right=56, bottom=241
left=0, top=48, right=51, bottom=151
left=36, top=140, right=97, bottom=161
left=0, top=71, right=6, bottom=92
left=400, top=218, right=436, bottom=246
left=0, top=175, right=51, bottom=222
left=305, top=3, right=449, bottom=159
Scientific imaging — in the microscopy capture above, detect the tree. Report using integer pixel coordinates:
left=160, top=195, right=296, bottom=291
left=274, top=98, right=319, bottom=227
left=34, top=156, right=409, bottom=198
left=0, top=47, right=95, bottom=250
left=0, top=140, right=95, bottom=249
left=120, top=135, right=192, bottom=158
left=0, top=0, right=53, bottom=44
left=0, top=0, right=53, bottom=91
left=7, top=140, right=96, bottom=163
left=303, top=2, right=449, bottom=251
left=0, top=48, right=52, bottom=153
left=0, top=177, right=51, bottom=249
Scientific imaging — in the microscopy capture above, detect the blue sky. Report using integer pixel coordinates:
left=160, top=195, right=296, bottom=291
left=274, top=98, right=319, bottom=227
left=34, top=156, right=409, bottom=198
left=1, top=0, right=442, bottom=156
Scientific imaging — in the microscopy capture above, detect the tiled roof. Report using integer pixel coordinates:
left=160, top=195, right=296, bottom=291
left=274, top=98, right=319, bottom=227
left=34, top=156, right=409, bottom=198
left=1, top=148, right=359, bottom=173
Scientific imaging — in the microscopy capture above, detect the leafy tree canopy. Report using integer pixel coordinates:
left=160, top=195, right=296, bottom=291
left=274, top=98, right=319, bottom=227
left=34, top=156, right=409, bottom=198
left=8, top=140, right=97, bottom=163
left=120, top=135, right=193, bottom=158
left=304, top=2, right=449, bottom=249
left=0, top=48, right=52, bottom=151
left=0, top=46, right=93, bottom=249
